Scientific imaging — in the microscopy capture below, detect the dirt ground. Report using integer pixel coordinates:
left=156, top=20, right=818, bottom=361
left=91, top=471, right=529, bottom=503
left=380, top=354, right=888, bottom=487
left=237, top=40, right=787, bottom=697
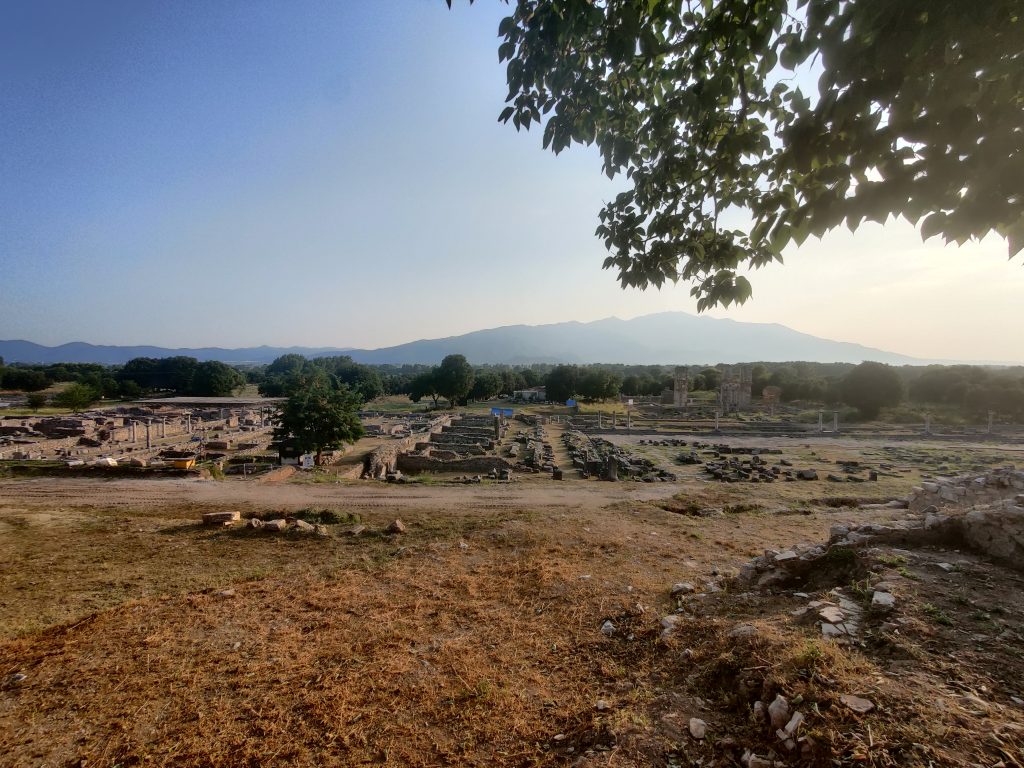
left=1, top=434, right=1022, bottom=767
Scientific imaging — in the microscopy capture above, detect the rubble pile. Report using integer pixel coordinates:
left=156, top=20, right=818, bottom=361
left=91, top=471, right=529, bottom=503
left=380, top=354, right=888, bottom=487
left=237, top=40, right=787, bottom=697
left=562, top=431, right=676, bottom=481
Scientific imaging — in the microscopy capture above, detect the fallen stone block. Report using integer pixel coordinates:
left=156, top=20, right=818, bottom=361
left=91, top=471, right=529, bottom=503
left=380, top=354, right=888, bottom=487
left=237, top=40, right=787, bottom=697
left=202, top=511, right=240, bottom=526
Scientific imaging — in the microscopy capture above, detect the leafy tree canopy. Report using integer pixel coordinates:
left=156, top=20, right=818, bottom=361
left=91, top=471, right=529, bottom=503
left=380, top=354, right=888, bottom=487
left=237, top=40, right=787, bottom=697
left=408, top=370, right=442, bottom=406
left=273, top=383, right=365, bottom=463
left=54, top=383, right=99, bottom=412
left=435, top=354, right=476, bottom=407
left=840, top=361, right=903, bottom=419
left=452, top=0, right=1023, bottom=308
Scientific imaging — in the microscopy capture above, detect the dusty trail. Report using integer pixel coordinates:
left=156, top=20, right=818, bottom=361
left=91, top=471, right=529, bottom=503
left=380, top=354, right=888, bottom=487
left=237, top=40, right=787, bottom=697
left=0, top=474, right=678, bottom=513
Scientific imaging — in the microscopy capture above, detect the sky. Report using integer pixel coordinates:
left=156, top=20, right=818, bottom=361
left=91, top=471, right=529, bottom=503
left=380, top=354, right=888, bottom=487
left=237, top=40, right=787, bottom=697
left=1, top=1, right=1021, bottom=363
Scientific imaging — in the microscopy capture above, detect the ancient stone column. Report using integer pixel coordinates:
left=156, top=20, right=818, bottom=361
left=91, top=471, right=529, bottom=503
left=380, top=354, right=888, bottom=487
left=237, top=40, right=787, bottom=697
left=832, top=411, right=839, bottom=433
left=818, top=411, right=824, bottom=433
left=145, top=420, right=151, bottom=450
left=605, top=456, right=618, bottom=481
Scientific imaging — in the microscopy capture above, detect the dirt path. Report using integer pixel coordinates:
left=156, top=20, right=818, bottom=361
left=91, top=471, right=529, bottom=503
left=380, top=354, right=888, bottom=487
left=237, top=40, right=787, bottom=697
left=0, top=474, right=677, bottom=513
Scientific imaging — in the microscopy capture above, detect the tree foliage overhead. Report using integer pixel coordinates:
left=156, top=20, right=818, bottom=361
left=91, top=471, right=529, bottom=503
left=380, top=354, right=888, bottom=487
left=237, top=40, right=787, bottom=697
left=453, top=0, right=1023, bottom=308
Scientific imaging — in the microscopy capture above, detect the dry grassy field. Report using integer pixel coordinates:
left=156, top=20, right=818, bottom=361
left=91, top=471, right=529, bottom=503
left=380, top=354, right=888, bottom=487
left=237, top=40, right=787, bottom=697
left=1, top=434, right=1023, bottom=767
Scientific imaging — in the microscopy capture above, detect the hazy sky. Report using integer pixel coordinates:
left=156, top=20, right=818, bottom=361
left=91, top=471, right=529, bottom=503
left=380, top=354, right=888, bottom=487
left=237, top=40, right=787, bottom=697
left=2, top=1, right=1021, bottom=362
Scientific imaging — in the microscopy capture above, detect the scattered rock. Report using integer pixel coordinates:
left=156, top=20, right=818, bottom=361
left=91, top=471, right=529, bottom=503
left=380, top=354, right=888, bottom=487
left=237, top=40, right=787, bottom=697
left=784, top=711, right=804, bottom=736
left=600, top=620, right=616, bottom=636
left=3, top=672, right=27, bottom=687
left=292, top=519, right=315, bottom=533
left=689, top=717, right=707, bottom=739
left=752, top=700, right=767, bottom=724
left=728, top=623, right=758, bottom=639
left=202, top=510, right=240, bottom=526
left=871, top=591, right=896, bottom=612
left=217, top=588, right=236, bottom=598
left=385, top=519, right=407, bottom=535
left=768, top=694, right=791, bottom=729
left=247, top=518, right=265, bottom=529
left=346, top=524, right=366, bottom=537
left=263, top=519, right=287, bottom=532
left=671, top=581, right=696, bottom=596
left=840, top=694, right=875, bottom=714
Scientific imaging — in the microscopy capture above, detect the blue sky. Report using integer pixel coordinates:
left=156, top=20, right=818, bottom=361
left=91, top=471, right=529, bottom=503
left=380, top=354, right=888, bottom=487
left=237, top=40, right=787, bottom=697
left=2, top=1, right=1022, bottom=362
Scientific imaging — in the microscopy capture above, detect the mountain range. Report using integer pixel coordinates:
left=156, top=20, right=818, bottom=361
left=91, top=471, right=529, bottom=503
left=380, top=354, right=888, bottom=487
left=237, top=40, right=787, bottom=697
left=0, top=312, right=930, bottom=366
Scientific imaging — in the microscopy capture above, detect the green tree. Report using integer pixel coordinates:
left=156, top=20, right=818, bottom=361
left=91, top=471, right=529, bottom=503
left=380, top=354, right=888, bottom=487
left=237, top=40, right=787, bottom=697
left=458, top=0, right=1023, bottom=308
left=408, top=370, right=441, bottom=407
left=840, top=361, right=903, bottom=419
left=545, top=364, right=579, bottom=404
left=190, top=361, right=245, bottom=397
left=1, top=367, right=49, bottom=392
left=435, top=354, right=475, bottom=408
left=54, top=383, right=99, bottom=412
left=273, top=383, right=365, bottom=464
left=470, top=369, right=503, bottom=401
left=578, top=369, right=621, bottom=401
left=26, top=392, right=48, bottom=411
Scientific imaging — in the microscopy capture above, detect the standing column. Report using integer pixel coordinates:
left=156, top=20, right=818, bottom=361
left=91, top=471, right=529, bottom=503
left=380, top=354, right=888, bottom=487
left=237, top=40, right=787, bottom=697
left=131, top=421, right=137, bottom=443
left=924, top=413, right=931, bottom=434
left=597, top=413, right=602, bottom=429
left=832, top=411, right=839, bottom=433
left=818, top=411, right=824, bottom=433
left=715, top=409, right=720, bottom=431
left=987, top=410, right=994, bottom=434
left=145, top=420, right=152, bottom=450
left=186, top=413, right=192, bottom=433
left=160, top=418, right=166, bottom=438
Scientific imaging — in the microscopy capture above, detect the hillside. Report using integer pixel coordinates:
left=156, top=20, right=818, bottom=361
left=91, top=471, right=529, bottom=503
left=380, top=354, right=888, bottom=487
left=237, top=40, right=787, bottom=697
left=0, top=312, right=918, bottom=366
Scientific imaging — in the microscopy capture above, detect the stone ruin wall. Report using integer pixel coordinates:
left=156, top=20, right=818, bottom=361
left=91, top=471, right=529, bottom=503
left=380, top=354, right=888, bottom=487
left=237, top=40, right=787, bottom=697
left=908, top=467, right=1024, bottom=512
left=361, top=415, right=452, bottom=478
left=371, top=414, right=510, bottom=477
left=395, top=454, right=514, bottom=475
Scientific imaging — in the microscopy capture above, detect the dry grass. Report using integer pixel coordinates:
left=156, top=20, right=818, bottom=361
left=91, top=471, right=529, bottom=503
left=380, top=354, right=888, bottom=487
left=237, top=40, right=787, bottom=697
left=2, top=433, right=1023, bottom=766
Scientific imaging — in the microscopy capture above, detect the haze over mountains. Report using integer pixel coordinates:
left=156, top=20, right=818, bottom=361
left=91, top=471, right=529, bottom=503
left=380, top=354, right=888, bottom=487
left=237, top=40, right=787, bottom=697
left=0, top=312, right=936, bottom=366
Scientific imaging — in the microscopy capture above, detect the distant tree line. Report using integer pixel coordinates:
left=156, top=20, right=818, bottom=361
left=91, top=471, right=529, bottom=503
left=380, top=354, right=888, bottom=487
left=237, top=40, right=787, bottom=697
left=2, top=354, right=1023, bottom=422
left=0, top=357, right=245, bottom=400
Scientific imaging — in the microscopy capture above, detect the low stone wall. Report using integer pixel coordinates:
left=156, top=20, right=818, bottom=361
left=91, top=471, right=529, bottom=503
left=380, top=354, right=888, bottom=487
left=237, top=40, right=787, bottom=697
left=362, top=416, right=451, bottom=478
left=909, top=467, right=1024, bottom=511
left=395, top=454, right=514, bottom=475
left=429, top=432, right=493, bottom=447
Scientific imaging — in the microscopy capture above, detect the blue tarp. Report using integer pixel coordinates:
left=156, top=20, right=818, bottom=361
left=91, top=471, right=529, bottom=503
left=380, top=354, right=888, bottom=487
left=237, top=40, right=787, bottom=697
left=566, top=399, right=577, bottom=407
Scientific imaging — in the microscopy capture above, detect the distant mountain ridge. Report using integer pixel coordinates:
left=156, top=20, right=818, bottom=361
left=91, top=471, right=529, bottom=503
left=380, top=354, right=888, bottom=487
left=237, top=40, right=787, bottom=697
left=0, top=312, right=930, bottom=366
